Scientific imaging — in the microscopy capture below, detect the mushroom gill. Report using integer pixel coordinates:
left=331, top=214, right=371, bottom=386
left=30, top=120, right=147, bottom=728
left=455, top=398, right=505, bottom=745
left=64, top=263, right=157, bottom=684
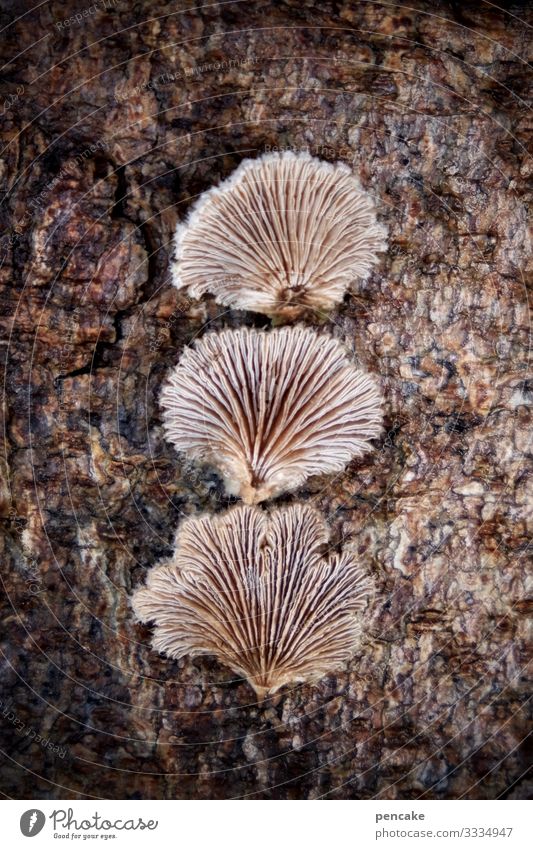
left=132, top=504, right=372, bottom=698
left=160, top=325, right=383, bottom=504
left=172, top=151, right=386, bottom=320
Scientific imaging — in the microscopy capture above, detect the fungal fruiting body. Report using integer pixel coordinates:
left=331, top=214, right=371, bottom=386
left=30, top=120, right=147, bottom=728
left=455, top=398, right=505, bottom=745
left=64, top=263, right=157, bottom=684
left=133, top=504, right=372, bottom=698
left=160, top=326, right=383, bottom=504
left=172, top=152, right=386, bottom=320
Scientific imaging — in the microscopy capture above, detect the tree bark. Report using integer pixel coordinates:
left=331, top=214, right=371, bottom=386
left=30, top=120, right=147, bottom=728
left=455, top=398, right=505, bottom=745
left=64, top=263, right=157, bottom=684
left=0, top=0, right=531, bottom=799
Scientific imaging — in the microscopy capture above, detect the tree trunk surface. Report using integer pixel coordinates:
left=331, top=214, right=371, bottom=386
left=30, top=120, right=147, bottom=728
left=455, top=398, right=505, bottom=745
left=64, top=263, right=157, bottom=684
left=0, top=0, right=531, bottom=799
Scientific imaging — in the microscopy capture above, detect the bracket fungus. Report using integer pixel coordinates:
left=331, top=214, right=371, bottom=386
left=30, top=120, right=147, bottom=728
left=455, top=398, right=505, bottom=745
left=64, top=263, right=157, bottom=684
left=133, top=504, right=372, bottom=698
left=160, top=325, right=383, bottom=504
left=172, top=151, right=386, bottom=320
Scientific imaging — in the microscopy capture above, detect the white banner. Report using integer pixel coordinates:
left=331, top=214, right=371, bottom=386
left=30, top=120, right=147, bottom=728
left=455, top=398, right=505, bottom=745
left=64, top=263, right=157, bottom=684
left=3, top=800, right=530, bottom=848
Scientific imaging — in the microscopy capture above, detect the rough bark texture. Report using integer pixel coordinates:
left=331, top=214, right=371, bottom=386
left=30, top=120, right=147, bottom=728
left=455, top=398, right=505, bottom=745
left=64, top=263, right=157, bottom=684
left=0, top=0, right=531, bottom=799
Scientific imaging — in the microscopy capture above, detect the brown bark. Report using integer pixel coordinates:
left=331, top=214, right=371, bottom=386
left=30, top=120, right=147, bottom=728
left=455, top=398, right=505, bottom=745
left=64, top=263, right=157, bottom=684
left=0, top=0, right=531, bottom=799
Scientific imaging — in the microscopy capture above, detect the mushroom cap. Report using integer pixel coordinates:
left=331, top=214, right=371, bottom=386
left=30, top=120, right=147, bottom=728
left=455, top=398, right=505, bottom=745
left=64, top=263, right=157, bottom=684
left=172, top=151, right=386, bottom=320
left=160, top=325, right=383, bottom=504
left=132, top=504, right=372, bottom=697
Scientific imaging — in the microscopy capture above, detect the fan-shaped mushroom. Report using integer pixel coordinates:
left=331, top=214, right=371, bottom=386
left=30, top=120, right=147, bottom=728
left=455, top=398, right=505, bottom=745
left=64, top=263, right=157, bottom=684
left=172, top=151, right=386, bottom=320
left=160, top=325, right=383, bottom=504
left=133, top=504, right=372, bottom=697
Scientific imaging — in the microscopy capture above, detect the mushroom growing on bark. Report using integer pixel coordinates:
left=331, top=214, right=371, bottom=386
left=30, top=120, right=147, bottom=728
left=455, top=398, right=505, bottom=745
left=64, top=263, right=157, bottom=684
left=132, top=504, right=372, bottom=698
left=160, top=325, right=383, bottom=504
left=172, top=151, right=386, bottom=320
